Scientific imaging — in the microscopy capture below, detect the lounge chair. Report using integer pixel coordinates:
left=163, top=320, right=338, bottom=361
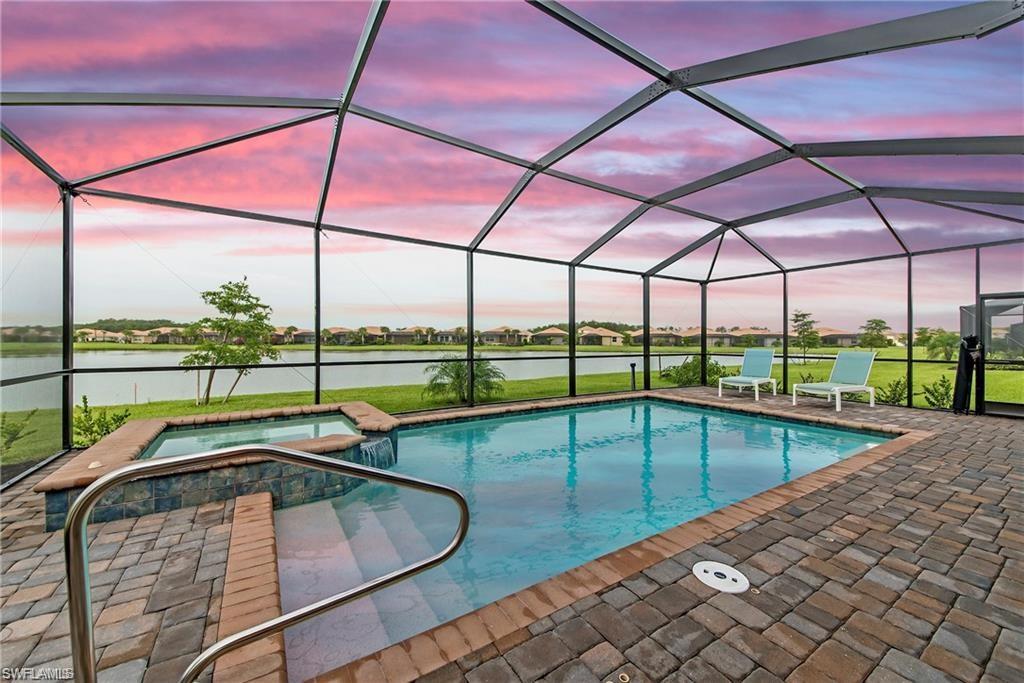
left=792, top=350, right=876, bottom=412
left=718, top=348, right=777, bottom=401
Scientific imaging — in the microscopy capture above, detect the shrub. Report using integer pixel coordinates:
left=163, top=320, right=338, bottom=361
left=921, top=376, right=954, bottom=409
left=1, top=409, right=37, bottom=452
left=423, top=355, right=506, bottom=403
left=876, top=376, right=908, bottom=406
left=73, top=396, right=130, bottom=447
left=660, top=357, right=733, bottom=387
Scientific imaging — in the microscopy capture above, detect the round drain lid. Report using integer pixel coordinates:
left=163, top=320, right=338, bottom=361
left=692, top=561, right=750, bottom=593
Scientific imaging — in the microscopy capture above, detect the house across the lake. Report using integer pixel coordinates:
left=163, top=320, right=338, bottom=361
left=434, top=328, right=467, bottom=344
left=816, top=327, right=860, bottom=347
left=480, top=326, right=531, bottom=345
left=532, top=327, right=569, bottom=345
left=578, top=326, right=623, bottom=346
left=389, top=326, right=432, bottom=344
left=628, top=328, right=684, bottom=346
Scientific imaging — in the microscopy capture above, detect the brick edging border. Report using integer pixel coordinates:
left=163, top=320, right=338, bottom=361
left=214, top=492, right=288, bottom=683
left=312, top=394, right=932, bottom=682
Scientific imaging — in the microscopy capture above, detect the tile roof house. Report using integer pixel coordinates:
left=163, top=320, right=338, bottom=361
left=532, top=327, right=569, bottom=345
left=480, top=326, right=532, bottom=345
left=628, top=328, right=685, bottom=346
left=389, top=326, right=433, bottom=344
left=434, top=328, right=467, bottom=344
left=578, top=326, right=624, bottom=346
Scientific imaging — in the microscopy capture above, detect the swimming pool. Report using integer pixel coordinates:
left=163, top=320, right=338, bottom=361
left=141, top=413, right=359, bottom=458
left=276, top=399, right=887, bottom=680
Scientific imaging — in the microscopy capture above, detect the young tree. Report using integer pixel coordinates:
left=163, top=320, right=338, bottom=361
left=320, top=328, right=334, bottom=345
left=180, top=278, right=280, bottom=405
left=791, top=310, right=820, bottom=362
left=425, top=327, right=436, bottom=344
left=380, top=326, right=391, bottom=344
left=914, top=326, right=934, bottom=348
left=349, top=327, right=368, bottom=345
left=859, top=319, right=891, bottom=350
left=926, top=329, right=960, bottom=361
left=739, top=334, right=758, bottom=348
left=283, top=325, right=298, bottom=344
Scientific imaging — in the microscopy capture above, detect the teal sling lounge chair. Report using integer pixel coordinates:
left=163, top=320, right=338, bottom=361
left=718, top=348, right=776, bottom=401
left=792, top=350, right=876, bottom=412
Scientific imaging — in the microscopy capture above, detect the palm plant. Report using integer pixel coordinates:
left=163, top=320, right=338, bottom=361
left=423, top=355, right=506, bottom=403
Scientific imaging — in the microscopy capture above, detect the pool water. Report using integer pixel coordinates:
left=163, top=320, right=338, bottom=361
left=141, top=413, right=359, bottom=458
left=276, top=400, right=886, bottom=680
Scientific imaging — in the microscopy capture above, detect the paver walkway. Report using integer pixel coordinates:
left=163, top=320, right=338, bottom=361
left=2, top=387, right=1021, bottom=683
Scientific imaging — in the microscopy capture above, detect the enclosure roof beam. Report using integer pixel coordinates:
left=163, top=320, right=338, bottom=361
left=70, top=111, right=335, bottom=188
left=1, top=122, right=66, bottom=186
left=313, top=0, right=389, bottom=229
left=921, top=199, right=1024, bottom=225
left=733, top=190, right=865, bottom=228
left=0, top=92, right=340, bottom=109
left=866, top=186, right=1024, bottom=204
left=535, top=80, right=674, bottom=170
left=572, top=205, right=654, bottom=265
left=645, top=189, right=864, bottom=277
left=74, top=187, right=468, bottom=252
left=734, top=229, right=786, bottom=271
left=526, top=0, right=675, bottom=82
left=707, top=236, right=1024, bottom=283
left=682, top=88, right=865, bottom=191
left=866, top=197, right=911, bottom=255
left=469, top=171, right=537, bottom=250
left=571, top=150, right=789, bottom=266
left=795, top=136, right=1024, bottom=158
left=672, top=1, right=1022, bottom=87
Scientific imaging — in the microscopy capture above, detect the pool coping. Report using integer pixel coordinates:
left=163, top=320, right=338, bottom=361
left=34, top=401, right=398, bottom=493
left=214, top=492, right=288, bottom=683
left=298, top=390, right=932, bottom=682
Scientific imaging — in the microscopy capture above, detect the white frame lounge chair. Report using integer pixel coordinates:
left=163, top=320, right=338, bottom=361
left=792, top=350, right=876, bottom=412
left=718, top=348, right=777, bottom=401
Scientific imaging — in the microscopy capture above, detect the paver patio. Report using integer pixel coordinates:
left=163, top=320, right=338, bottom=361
left=2, top=387, right=1021, bottom=683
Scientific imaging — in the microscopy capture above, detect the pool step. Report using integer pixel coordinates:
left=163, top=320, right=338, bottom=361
left=335, top=494, right=445, bottom=645
left=371, top=486, right=474, bottom=623
left=273, top=500, right=390, bottom=683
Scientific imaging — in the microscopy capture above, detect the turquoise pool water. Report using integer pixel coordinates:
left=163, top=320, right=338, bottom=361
left=276, top=400, right=886, bottom=679
left=141, top=413, right=359, bottom=458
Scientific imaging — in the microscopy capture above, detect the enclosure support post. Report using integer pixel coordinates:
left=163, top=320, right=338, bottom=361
left=467, top=251, right=475, bottom=407
left=642, top=275, right=651, bottom=390
left=61, top=188, right=74, bottom=449
left=700, top=283, right=708, bottom=386
left=974, top=248, right=983, bottom=413
left=314, top=229, right=321, bottom=404
left=906, top=256, right=913, bottom=408
left=782, top=272, right=789, bottom=394
left=568, top=265, right=577, bottom=397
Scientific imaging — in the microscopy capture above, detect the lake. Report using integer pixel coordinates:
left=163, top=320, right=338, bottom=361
left=3, top=349, right=745, bottom=410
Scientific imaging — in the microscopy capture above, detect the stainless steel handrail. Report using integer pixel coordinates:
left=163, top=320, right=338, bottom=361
left=64, top=444, right=470, bottom=683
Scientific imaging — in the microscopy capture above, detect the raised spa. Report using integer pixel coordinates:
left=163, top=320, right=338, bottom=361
left=276, top=399, right=889, bottom=679
left=141, top=413, right=360, bottom=458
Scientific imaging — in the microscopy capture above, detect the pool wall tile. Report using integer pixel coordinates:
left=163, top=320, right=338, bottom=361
left=41, top=442, right=374, bottom=531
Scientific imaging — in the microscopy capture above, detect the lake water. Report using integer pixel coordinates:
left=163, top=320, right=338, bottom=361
left=3, top=349, right=749, bottom=410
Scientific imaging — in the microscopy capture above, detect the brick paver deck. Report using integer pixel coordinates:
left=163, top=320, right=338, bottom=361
left=409, top=389, right=1021, bottom=683
left=2, top=388, right=1021, bottom=682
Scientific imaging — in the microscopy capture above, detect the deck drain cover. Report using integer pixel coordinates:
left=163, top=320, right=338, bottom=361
left=693, top=561, right=750, bottom=593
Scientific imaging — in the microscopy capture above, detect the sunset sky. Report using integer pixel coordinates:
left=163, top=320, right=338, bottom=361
left=2, top=1, right=1021, bottom=331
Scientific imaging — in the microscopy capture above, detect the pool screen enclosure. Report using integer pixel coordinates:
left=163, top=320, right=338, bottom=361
left=1, top=0, right=1022, bottom=479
